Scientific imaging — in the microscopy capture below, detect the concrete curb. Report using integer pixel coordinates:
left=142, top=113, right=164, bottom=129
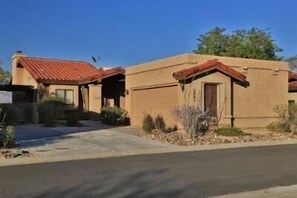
left=1, top=139, right=297, bottom=167
left=211, top=184, right=297, bottom=197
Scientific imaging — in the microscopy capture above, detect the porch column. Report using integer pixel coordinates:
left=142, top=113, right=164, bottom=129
left=88, top=84, right=102, bottom=118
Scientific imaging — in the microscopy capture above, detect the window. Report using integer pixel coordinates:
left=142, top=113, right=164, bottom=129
left=289, top=100, right=295, bottom=106
left=56, top=89, right=74, bottom=104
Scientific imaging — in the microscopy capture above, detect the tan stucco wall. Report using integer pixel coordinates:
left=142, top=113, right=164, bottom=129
left=126, top=53, right=289, bottom=129
left=12, top=54, right=38, bottom=88
left=88, top=84, right=102, bottom=114
left=289, top=92, right=297, bottom=102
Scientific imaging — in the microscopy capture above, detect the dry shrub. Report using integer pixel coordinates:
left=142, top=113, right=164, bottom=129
left=154, top=115, right=166, bottom=131
left=142, top=114, right=155, bottom=133
left=267, top=104, right=297, bottom=133
left=172, top=105, right=211, bottom=138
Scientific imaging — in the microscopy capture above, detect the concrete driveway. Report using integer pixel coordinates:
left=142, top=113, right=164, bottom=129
left=16, top=123, right=178, bottom=160
left=15, top=121, right=111, bottom=141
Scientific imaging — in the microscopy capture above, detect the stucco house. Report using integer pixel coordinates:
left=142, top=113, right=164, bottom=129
left=125, top=53, right=289, bottom=129
left=11, top=51, right=125, bottom=114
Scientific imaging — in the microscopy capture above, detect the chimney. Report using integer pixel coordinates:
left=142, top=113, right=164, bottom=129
left=12, top=50, right=26, bottom=60
left=11, top=50, right=26, bottom=85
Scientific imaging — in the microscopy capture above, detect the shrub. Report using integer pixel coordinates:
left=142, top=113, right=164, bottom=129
left=0, top=126, right=16, bottom=148
left=0, top=106, right=16, bottom=148
left=0, top=104, right=21, bottom=125
left=164, top=125, right=178, bottom=133
left=100, top=106, right=127, bottom=126
left=38, top=95, right=65, bottom=127
left=154, top=115, right=166, bottom=131
left=142, top=114, right=155, bottom=133
left=172, top=105, right=211, bottom=138
left=267, top=104, right=297, bottom=133
left=77, top=110, right=89, bottom=120
left=65, top=110, right=81, bottom=126
left=216, top=125, right=247, bottom=136
left=266, top=121, right=289, bottom=133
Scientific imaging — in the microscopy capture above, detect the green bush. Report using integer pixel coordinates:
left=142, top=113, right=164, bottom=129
left=100, top=106, right=127, bottom=126
left=142, top=114, right=155, bottom=133
left=0, top=126, right=16, bottom=148
left=0, top=104, right=21, bottom=125
left=77, top=110, right=89, bottom=120
left=216, top=125, right=246, bottom=136
left=38, top=95, right=65, bottom=127
left=65, top=110, right=81, bottom=126
left=154, top=115, right=166, bottom=131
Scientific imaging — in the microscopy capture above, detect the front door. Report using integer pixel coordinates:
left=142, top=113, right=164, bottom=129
left=204, top=84, right=217, bottom=117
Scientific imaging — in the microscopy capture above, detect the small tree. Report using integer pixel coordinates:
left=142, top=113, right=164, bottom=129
left=194, top=27, right=282, bottom=60
left=286, top=55, right=297, bottom=71
left=0, top=60, right=11, bottom=85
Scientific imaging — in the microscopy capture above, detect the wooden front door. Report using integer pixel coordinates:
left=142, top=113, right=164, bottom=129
left=204, top=84, right=217, bottom=117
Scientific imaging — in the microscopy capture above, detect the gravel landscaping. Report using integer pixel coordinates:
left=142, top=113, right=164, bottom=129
left=0, top=149, right=34, bottom=159
left=141, top=129, right=297, bottom=146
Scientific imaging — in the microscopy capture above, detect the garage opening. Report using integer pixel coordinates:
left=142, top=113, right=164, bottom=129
left=131, top=85, right=178, bottom=126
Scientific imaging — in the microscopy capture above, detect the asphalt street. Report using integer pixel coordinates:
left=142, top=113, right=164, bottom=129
left=1, top=144, right=297, bottom=197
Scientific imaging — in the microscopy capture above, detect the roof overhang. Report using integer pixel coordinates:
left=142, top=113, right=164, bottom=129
left=0, top=85, right=34, bottom=91
left=173, top=59, right=246, bottom=82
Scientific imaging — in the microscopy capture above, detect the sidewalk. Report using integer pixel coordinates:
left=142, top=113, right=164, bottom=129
left=212, top=184, right=297, bottom=198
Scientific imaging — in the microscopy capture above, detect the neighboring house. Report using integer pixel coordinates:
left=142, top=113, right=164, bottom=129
left=288, top=72, right=297, bottom=104
left=11, top=51, right=125, bottom=114
left=125, top=53, right=289, bottom=129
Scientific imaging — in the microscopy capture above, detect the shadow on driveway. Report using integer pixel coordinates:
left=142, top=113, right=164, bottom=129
left=16, top=121, right=113, bottom=142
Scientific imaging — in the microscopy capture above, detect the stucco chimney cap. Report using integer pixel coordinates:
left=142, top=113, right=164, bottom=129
left=12, top=50, right=26, bottom=59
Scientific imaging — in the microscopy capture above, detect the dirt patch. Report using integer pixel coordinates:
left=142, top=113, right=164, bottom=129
left=142, top=130, right=297, bottom=146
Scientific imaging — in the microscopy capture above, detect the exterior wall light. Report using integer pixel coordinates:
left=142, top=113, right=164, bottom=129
left=273, top=68, right=279, bottom=75
left=242, top=66, right=248, bottom=74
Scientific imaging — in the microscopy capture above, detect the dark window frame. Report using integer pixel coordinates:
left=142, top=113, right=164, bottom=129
left=289, top=100, right=295, bottom=106
left=55, top=89, right=74, bottom=105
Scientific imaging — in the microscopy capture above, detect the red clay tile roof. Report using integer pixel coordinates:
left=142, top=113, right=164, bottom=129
left=289, top=71, right=297, bottom=81
left=172, top=59, right=246, bottom=82
left=17, top=57, right=124, bottom=84
left=82, top=67, right=125, bottom=83
left=289, top=72, right=297, bottom=91
left=289, top=81, right=297, bottom=91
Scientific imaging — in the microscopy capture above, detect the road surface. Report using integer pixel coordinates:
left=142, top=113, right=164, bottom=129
left=1, top=144, right=297, bottom=197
